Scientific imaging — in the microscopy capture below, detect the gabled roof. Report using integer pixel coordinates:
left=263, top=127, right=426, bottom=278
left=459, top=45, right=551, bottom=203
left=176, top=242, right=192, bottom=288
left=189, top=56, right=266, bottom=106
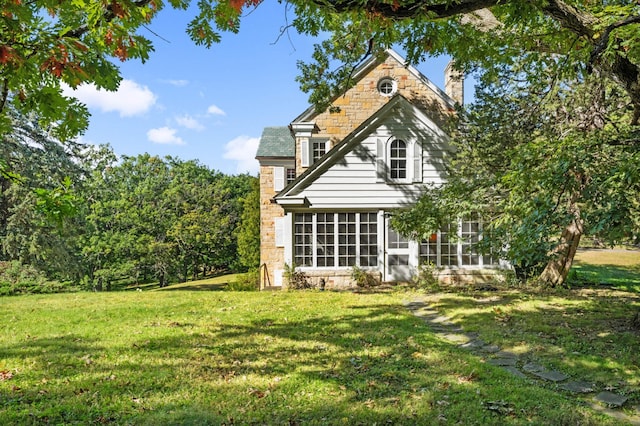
left=275, top=94, right=449, bottom=201
left=255, top=126, right=295, bottom=158
left=291, top=49, right=455, bottom=124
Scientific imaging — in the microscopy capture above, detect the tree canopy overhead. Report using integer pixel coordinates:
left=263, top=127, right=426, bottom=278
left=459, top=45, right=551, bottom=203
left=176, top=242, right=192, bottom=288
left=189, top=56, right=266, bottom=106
left=2, top=0, right=639, bottom=139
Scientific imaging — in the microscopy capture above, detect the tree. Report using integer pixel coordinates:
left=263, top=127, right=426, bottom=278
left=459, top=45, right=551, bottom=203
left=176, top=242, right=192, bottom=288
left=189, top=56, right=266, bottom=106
left=0, top=0, right=250, bottom=141
left=6, top=1, right=639, bottom=137
left=393, top=63, right=640, bottom=285
left=0, top=106, right=86, bottom=279
left=292, top=1, right=640, bottom=125
left=236, top=176, right=260, bottom=271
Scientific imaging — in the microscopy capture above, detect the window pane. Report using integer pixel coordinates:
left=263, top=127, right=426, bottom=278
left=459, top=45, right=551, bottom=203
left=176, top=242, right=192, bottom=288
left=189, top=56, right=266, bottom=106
left=461, top=215, right=481, bottom=266
left=389, top=139, right=407, bottom=180
left=316, top=213, right=335, bottom=267
left=388, top=227, right=409, bottom=249
left=338, top=212, right=357, bottom=267
left=294, top=213, right=313, bottom=267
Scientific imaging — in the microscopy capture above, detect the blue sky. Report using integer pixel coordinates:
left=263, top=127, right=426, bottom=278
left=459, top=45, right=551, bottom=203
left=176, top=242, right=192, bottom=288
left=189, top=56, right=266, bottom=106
left=64, top=2, right=464, bottom=176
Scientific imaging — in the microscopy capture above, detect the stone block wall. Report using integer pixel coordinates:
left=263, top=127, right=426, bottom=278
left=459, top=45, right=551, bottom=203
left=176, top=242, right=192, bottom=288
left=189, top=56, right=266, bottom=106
left=259, top=165, right=285, bottom=287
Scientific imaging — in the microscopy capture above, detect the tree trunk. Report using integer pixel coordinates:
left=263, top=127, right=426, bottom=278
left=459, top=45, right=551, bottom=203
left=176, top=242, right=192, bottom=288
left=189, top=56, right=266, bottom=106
left=539, top=202, right=584, bottom=287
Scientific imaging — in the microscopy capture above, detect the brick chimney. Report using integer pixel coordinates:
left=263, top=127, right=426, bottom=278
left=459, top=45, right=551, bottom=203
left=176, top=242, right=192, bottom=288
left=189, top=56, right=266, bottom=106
left=444, top=60, right=464, bottom=105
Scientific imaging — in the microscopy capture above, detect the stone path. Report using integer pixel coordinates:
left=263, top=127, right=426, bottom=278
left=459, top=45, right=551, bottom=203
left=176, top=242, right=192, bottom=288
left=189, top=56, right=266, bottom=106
left=404, top=299, right=640, bottom=425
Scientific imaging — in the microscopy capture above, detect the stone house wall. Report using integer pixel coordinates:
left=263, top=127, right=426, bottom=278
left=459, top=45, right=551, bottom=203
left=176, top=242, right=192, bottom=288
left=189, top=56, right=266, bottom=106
left=259, top=164, right=285, bottom=288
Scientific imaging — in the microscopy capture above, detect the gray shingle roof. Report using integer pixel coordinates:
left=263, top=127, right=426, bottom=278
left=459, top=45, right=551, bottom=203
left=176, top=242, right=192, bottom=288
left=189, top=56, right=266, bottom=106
left=255, top=126, right=295, bottom=158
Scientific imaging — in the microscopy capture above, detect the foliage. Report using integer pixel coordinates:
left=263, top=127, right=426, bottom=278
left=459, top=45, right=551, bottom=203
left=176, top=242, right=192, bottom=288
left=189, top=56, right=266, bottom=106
left=1, top=128, right=254, bottom=291
left=4, top=1, right=639, bottom=144
left=0, top=0, right=260, bottom=141
left=283, top=263, right=312, bottom=289
left=227, top=268, right=259, bottom=291
left=235, top=177, right=260, bottom=270
left=411, top=261, right=440, bottom=291
left=78, top=153, right=253, bottom=289
left=0, top=261, right=70, bottom=295
left=350, top=265, right=380, bottom=288
left=0, top=288, right=625, bottom=424
left=393, top=64, right=640, bottom=286
left=0, top=107, right=86, bottom=279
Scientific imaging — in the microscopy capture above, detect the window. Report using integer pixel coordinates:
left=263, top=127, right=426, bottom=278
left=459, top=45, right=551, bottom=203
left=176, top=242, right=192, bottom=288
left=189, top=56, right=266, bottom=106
left=316, top=213, right=335, bottom=267
left=377, top=137, right=422, bottom=184
left=461, top=215, right=480, bottom=266
left=419, top=218, right=497, bottom=267
left=312, top=140, right=327, bottom=163
left=294, top=212, right=378, bottom=268
left=359, top=213, right=378, bottom=267
left=338, top=213, right=356, bottom=266
left=286, top=168, right=296, bottom=185
left=388, top=227, right=409, bottom=249
left=377, top=77, right=397, bottom=96
left=294, top=213, right=313, bottom=267
left=440, top=223, right=459, bottom=267
left=389, top=139, right=407, bottom=180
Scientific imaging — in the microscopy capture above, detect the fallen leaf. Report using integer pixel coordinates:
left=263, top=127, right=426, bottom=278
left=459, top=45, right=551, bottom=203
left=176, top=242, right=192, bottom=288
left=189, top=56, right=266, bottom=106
left=0, top=370, right=13, bottom=381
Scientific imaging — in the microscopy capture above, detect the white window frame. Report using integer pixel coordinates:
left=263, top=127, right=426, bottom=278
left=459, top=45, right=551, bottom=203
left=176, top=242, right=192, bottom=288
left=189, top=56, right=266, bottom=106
left=293, top=212, right=378, bottom=269
left=388, top=139, right=408, bottom=181
left=377, top=77, right=397, bottom=97
left=377, top=137, right=422, bottom=184
left=418, top=217, right=497, bottom=268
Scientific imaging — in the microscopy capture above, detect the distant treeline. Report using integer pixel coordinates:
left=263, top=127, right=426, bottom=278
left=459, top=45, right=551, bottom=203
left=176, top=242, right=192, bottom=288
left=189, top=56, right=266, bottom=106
left=0, top=108, right=259, bottom=294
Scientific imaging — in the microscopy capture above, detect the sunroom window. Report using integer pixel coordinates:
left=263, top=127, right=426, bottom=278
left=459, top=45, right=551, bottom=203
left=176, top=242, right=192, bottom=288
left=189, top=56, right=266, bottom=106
left=294, top=212, right=378, bottom=268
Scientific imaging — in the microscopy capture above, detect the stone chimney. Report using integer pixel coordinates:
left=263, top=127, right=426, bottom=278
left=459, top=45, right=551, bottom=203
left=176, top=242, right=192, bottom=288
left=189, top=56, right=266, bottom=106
left=444, top=60, right=464, bottom=105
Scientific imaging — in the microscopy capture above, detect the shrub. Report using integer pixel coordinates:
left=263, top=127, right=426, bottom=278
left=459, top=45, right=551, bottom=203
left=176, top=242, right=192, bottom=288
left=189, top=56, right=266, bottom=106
left=284, top=263, right=313, bottom=289
left=0, top=261, right=69, bottom=295
left=351, top=265, right=380, bottom=288
left=227, top=269, right=259, bottom=291
left=412, top=261, right=440, bottom=291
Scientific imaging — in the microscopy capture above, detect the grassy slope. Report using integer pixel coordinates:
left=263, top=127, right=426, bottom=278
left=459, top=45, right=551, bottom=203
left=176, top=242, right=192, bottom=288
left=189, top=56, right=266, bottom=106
left=0, top=290, right=619, bottom=425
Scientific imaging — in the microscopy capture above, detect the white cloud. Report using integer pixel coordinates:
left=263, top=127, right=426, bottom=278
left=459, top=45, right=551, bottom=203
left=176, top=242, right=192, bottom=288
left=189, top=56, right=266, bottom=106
left=147, top=127, right=185, bottom=145
left=161, top=79, right=189, bottom=87
left=207, top=104, right=226, bottom=116
left=223, top=135, right=259, bottom=174
left=175, top=114, right=204, bottom=131
left=64, top=79, right=157, bottom=117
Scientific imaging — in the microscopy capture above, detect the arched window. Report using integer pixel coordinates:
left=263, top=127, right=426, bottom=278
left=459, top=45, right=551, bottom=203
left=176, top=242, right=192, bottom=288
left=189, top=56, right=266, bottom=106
left=389, top=139, right=407, bottom=179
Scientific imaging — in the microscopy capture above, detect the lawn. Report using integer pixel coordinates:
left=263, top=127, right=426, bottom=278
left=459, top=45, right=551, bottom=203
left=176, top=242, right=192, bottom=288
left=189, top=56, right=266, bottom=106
left=0, top=250, right=638, bottom=425
left=572, top=248, right=640, bottom=292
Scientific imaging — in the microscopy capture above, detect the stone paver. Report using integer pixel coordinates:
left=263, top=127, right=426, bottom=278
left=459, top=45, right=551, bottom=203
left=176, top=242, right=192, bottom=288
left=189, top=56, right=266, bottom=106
left=503, top=366, right=528, bottom=379
left=493, top=350, right=518, bottom=359
left=560, top=381, right=595, bottom=394
left=459, top=339, right=488, bottom=351
left=478, top=344, right=501, bottom=353
left=441, top=333, right=472, bottom=343
left=405, top=299, right=639, bottom=424
left=595, top=391, right=628, bottom=408
left=488, top=357, right=517, bottom=367
left=531, top=370, right=568, bottom=382
left=522, top=363, right=545, bottom=374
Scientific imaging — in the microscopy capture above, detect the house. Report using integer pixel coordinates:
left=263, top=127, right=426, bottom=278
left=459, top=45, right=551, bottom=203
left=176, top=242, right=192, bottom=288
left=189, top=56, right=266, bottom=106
left=256, top=49, right=503, bottom=289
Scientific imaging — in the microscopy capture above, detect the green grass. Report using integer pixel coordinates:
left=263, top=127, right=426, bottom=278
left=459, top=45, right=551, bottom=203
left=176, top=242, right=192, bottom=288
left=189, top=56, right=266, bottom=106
left=572, top=248, right=640, bottom=292
left=0, top=290, right=621, bottom=425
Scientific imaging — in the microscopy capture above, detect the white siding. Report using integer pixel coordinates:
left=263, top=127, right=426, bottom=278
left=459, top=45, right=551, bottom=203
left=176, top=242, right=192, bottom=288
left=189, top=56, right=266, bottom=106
left=291, top=121, right=450, bottom=209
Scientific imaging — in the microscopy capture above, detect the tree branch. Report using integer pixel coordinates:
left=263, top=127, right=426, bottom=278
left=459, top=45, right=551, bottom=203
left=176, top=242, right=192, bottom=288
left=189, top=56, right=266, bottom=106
left=590, top=15, right=640, bottom=70
left=321, top=0, right=503, bottom=19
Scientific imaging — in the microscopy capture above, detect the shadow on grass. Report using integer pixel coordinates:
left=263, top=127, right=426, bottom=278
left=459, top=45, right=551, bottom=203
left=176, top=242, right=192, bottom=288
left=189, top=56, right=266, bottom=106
left=0, top=295, right=621, bottom=425
left=426, top=286, right=640, bottom=396
left=571, top=263, right=640, bottom=292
